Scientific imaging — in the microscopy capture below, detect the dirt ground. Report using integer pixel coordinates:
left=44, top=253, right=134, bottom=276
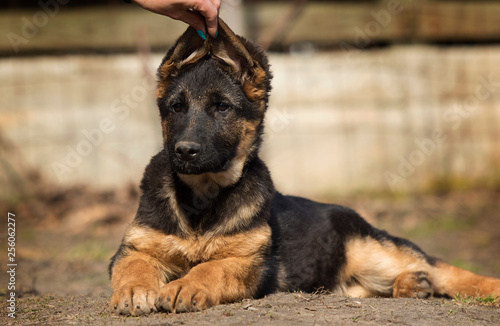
left=1, top=182, right=500, bottom=325
left=3, top=292, right=500, bottom=325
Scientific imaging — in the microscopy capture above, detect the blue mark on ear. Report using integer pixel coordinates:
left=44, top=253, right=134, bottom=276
left=197, top=30, right=207, bottom=41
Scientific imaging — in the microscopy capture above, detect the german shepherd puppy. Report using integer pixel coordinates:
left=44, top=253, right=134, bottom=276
left=109, top=20, right=500, bottom=316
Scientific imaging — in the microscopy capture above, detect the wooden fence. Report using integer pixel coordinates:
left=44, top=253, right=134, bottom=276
left=2, top=1, right=500, bottom=55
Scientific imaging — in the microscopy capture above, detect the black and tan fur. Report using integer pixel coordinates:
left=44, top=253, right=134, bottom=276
left=109, top=19, right=500, bottom=316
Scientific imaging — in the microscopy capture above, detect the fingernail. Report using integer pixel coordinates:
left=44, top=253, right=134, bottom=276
left=197, top=30, right=206, bottom=41
left=215, top=30, right=219, bottom=39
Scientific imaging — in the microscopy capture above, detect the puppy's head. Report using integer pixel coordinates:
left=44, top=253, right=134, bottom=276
left=156, top=19, right=272, bottom=185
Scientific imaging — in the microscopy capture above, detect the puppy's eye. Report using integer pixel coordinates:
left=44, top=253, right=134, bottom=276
left=171, top=103, right=183, bottom=113
left=216, top=103, right=230, bottom=113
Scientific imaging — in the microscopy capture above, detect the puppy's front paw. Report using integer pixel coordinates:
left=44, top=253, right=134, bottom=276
left=110, top=285, right=158, bottom=316
left=157, top=278, right=216, bottom=313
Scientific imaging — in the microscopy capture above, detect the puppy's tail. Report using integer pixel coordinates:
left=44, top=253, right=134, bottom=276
left=431, top=260, right=500, bottom=298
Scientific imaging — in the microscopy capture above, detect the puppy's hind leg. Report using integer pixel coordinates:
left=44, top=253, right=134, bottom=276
left=338, top=235, right=434, bottom=298
left=339, top=235, right=500, bottom=300
left=429, top=260, right=500, bottom=299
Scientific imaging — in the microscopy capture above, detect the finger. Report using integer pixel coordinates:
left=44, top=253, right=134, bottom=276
left=208, top=0, right=222, bottom=34
left=209, top=0, right=221, bottom=8
left=192, top=0, right=219, bottom=38
left=170, top=10, right=207, bottom=34
left=204, top=13, right=219, bottom=38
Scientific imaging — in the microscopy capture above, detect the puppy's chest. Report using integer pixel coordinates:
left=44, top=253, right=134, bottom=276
left=125, top=223, right=271, bottom=273
left=166, top=235, right=229, bottom=264
left=132, top=231, right=228, bottom=265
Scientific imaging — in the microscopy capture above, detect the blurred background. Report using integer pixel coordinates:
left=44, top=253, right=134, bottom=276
left=1, top=0, right=499, bottom=297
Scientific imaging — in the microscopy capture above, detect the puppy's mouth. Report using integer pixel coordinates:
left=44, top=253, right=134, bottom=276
left=172, top=157, right=232, bottom=175
left=174, top=162, right=207, bottom=175
left=175, top=166, right=197, bottom=175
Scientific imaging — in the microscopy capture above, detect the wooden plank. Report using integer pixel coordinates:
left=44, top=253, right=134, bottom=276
left=2, top=1, right=500, bottom=54
left=417, top=1, right=500, bottom=41
left=281, top=1, right=416, bottom=46
left=1, top=6, right=186, bottom=54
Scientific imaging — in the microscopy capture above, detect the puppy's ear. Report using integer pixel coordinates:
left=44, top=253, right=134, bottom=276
left=157, top=19, right=271, bottom=104
left=156, top=27, right=209, bottom=99
left=210, top=19, right=270, bottom=103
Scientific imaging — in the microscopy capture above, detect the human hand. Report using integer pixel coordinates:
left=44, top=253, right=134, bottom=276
left=132, top=0, right=220, bottom=38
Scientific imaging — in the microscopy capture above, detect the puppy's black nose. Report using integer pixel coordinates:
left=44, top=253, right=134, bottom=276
left=175, top=141, right=201, bottom=162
